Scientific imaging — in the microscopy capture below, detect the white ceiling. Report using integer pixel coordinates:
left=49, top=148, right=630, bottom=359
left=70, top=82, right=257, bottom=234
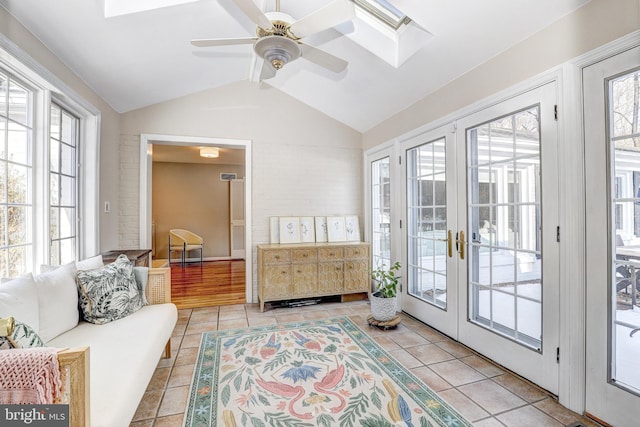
left=0, top=0, right=589, bottom=132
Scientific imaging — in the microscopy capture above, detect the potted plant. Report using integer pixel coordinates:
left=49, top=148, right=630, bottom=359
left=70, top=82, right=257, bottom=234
left=370, top=261, right=401, bottom=322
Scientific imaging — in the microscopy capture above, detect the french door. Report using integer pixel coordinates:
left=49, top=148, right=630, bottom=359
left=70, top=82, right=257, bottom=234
left=584, top=46, right=640, bottom=426
left=401, top=83, right=560, bottom=393
left=402, top=125, right=458, bottom=337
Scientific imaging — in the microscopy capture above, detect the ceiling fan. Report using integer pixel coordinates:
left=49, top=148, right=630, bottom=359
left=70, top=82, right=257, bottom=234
left=191, top=0, right=355, bottom=81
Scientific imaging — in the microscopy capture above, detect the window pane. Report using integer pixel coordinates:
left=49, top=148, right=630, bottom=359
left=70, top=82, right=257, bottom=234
left=50, top=138, right=59, bottom=173
left=8, top=206, right=31, bottom=245
left=8, top=81, right=30, bottom=126
left=7, top=123, right=30, bottom=165
left=8, top=164, right=30, bottom=204
left=610, top=69, right=640, bottom=393
left=60, top=175, right=75, bottom=206
left=60, top=207, right=75, bottom=238
left=407, top=138, right=448, bottom=309
left=50, top=207, right=59, bottom=240
left=61, top=111, right=76, bottom=146
left=50, top=104, right=61, bottom=140
left=61, top=143, right=75, bottom=177
left=468, top=106, right=542, bottom=350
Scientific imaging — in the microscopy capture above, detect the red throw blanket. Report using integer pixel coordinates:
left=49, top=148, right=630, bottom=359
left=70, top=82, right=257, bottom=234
left=0, top=348, right=62, bottom=404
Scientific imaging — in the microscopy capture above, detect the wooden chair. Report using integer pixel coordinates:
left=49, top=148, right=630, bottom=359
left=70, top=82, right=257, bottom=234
left=169, top=229, right=203, bottom=267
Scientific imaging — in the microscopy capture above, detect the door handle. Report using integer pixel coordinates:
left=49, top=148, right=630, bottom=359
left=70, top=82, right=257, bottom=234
left=439, top=230, right=453, bottom=258
left=456, top=230, right=465, bottom=260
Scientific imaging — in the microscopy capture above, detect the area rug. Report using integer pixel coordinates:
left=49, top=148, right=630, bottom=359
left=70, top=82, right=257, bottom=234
left=183, top=316, right=472, bottom=427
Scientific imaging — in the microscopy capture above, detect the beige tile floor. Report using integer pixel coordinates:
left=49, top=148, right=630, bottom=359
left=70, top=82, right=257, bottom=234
left=130, top=300, right=600, bottom=427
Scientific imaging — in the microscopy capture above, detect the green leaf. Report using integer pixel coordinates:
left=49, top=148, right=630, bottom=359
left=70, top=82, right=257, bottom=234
left=251, top=417, right=266, bottom=427
left=221, top=384, right=231, bottom=406
left=420, top=416, right=434, bottom=427
left=324, top=343, right=337, bottom=353
left=233, top=372, right=243, bottom=391
left=371, top=391, right=381, bottom=409
left=317, top=413, right=334, bottom=427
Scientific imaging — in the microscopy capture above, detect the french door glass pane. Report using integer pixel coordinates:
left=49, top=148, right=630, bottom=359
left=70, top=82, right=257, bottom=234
left=468, top=106, right=542, bottom=350
left=371, top=157, right=391, bottom=270
left=407, top=138, right=447, bottom=309
left=610, top=69, right=640, bottom=394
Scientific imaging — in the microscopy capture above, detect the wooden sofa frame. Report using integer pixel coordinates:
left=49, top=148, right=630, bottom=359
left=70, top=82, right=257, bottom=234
left=57, top=267, right=172, bottom=427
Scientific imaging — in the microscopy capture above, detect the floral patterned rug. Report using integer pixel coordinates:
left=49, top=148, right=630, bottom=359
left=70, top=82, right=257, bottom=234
left=183, top=317, right=471, bottom=427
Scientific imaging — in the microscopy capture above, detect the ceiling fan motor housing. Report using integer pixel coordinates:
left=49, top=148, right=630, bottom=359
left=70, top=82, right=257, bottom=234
left=254, top=35, right=301, bottom=70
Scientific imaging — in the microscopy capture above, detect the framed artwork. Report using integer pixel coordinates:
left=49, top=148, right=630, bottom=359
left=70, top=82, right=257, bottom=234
left=345, top=215, right=361, bottom=242
left=269, top=217, right=280, bottom=244
left=327, top=216, right=347, bottom=242
left=279, top=217, right=301, bottom=244
left=315, top=217, right=328, bottom=242
left=299, top=217, right=315, bottom=243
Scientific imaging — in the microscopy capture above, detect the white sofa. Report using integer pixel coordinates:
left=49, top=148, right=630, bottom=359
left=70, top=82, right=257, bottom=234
left=0, top=256, right=178, bottom=427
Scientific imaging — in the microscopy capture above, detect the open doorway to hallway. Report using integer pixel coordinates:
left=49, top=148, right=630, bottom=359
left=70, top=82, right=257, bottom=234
left=138, top=134, right=253, bottom=306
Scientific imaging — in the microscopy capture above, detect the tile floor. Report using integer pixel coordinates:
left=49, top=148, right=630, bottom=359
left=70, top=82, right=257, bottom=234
left=130, top=300, right=599, bottom=427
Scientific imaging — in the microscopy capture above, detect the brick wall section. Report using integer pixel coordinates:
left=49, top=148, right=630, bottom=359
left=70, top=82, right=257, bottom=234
left=119, top=135, right=141, bottom=249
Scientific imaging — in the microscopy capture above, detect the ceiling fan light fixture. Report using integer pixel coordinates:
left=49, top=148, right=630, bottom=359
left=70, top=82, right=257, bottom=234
left=200, top=147, right=219, bottom=158
left=254, top=35, right=300, bottom=70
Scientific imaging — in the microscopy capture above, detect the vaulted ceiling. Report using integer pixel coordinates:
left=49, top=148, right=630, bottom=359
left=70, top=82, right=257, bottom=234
left=0, top=0, right=589, bottom=132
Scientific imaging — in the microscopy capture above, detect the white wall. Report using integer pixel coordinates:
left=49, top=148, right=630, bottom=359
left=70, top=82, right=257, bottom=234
left=0, top=7, right=122, bottom=252
left=364, top=0, right=640, bottom=149
left=120, top=81, right=363, bottom=300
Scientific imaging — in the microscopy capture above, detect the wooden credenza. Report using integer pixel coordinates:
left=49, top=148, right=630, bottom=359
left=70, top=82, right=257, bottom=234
left=257, top=242, right=370, bottom=312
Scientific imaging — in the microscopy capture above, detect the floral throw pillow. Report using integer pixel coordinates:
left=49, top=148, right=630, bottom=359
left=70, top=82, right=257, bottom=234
left=76, top=254, right=145, bottom=324
left=0, top=318, right=44, bottom=349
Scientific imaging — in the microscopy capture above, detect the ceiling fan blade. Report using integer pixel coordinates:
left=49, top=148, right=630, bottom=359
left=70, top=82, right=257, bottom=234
left=232, top=0, right=274, bottom=30
left=191, top=37, right=258, bottom=47
left=300, top=44, right=348, bottom=73
left=289, top=0, right=355, bottom=39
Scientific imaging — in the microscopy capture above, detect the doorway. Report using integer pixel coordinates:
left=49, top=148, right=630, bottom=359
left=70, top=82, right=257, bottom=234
left=139, top=134, right=253, bottom=304
left=584, top=45, right=640, bottom=426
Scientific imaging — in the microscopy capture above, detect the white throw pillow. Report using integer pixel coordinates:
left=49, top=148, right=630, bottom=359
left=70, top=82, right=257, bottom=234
left=76, top=254, right=104, bottom=271
left=34, top=262, right=78, bottom=343
left=0, top=273, right=39, bottom=333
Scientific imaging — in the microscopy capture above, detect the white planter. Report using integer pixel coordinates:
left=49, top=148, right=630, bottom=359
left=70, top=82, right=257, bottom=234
left=369, top=291, right=397, bottom=321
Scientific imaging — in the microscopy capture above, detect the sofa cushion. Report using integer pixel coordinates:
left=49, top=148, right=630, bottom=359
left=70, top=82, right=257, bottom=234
left=0, top=274, right=39, bottom=334
left=0, top=319, right=44, bottom=349
left=75, top=254, right=104, bottom=271
left=48, top=303, right=178, bottom=427
left=76, top=254, right=145, bottom=324
left=34, top=262, right=78, bottom=343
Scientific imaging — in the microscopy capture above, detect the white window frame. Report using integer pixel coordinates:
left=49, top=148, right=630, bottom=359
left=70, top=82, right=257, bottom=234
left=0, top=34, right=100, bottom=274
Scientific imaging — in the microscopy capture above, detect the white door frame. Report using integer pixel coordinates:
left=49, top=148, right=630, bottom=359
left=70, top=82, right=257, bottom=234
left=139, top=133, right=253, bottom=303
left=230, top=178, right=246, bottom=259
left=583, top=44, right=640, bottom=427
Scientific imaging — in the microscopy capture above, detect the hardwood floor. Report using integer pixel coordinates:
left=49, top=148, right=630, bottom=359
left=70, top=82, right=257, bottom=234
left=170, top=260, right=246, bottom=309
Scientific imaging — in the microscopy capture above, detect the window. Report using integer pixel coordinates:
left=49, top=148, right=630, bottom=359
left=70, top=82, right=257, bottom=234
left=0, top=73, right=33, bottom=278
left=49, top=103, right=79, bottom=265
left=0, top=39, right=99, bottom=278
left=371, top=156, right=391, bottom=269
left=353, top=0, right=410, bottom=30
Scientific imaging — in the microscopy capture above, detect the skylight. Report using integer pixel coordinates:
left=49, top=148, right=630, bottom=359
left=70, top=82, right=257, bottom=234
left=352, top=0, right=410, bottom=30
left=104, top=0, right=198, bottom=18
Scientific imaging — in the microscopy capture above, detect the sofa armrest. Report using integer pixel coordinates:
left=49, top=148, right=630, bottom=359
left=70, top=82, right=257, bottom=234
left=145, top=267, right=171, bottom=304
left=58, top=347, right=90, bottom=427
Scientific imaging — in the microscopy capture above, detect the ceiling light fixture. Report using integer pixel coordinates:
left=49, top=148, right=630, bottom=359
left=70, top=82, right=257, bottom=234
left=253, top=35, right=301, bottom=70
left=200, top=147, right=219, bottom=158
